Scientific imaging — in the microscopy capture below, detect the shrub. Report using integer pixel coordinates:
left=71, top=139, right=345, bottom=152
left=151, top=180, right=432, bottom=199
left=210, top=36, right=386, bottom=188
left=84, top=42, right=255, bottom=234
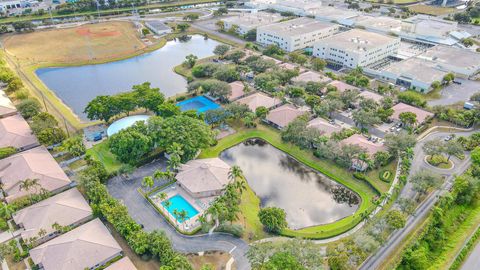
left=258, top=207, right=287, bottom=234
left=379, top=170, right=392, bottom=182
left=17, top=98, right=41, bottom=119
left=215, top=223, right=244, bottom=237
left=175, top=96, right=186, bottom=102
left=353, top=172, right=367, bottom=181
left=15, top=89, right=29, bottom=100
left=0, top=147, right=16, bottom=159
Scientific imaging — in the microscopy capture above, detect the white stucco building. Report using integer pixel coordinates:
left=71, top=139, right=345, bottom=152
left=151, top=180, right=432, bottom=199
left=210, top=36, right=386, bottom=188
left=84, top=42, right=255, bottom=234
left=257, top=17, right=339, bottom=52
left=221, top=12, right=283, bottom=35
left=245, top=0, right=323, bottom=16
left=416, top=45, right=480, bottom=78
left=313, top=29, right=400, bottom=68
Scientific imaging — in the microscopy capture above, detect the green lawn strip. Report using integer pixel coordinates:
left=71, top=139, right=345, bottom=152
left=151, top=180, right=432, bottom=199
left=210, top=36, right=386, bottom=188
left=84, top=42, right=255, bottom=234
left=0, top=0, right=221, bottom=24
left=430, top=204, right=480, bottom=269
left=86, top=141, right=123, bottom=174
left=366, top=160, right=397, bottom=193
left=450, top=225, right=480, bottom=270
left=235, top=181, right=269, bottom=242
left=199, top=124, right=378, bottom=239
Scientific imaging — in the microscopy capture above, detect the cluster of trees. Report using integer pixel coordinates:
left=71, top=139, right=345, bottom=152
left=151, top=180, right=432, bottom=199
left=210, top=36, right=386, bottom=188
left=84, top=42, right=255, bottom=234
left=248, top=239, right=324, bottom=270
left=432, top=105, right=479, bottom=127
left=452, top=4, right=480, bottom=24
left=53, top=0, right=149, bottom=15
left=30, top=112, right=66, bottom=146
left=397, top=91, right=427, bottom=108
left=202, top=166, right=246, bottom=236
left=422, top=138, right=464, bottom=166
left=344, top=67, right=370, bottom=88
left=58, top=136, right=86, bottom=157
left=109, top=114, right=214, bottom=164
left=352, top=96, right=394, bottom=130
left=84, top=82, right=165, bottom=122
left=258, top=207, right=287, bottom=234
left=399, top=171, right=480, bottom=269
left=79, top=158, right=193, bottom=269
left=188, top=79, right=231, bottom=102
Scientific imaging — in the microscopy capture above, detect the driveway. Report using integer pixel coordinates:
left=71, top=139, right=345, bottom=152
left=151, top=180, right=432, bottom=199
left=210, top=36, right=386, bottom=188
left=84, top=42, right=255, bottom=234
left=106, top=159, right=251, bottom=270
left=428, top=78, right=480, bottom=107
left=360, top=129, right=475, bottom=270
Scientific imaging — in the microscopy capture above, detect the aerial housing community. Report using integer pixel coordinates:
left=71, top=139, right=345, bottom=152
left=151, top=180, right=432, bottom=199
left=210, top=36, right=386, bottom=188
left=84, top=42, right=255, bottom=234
left=0, top=0, right=478, bottom=269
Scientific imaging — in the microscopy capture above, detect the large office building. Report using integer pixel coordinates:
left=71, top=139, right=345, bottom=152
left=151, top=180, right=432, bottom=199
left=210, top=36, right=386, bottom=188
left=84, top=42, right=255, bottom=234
left=221, top=12, right=283, bottom=35
left=246, top=0, right=323, bottom=16
left=417, top=45, right=480, bottom=78
left=257, top=17, right=339, bottom=52
left=313, top=29, right=400, bottom=68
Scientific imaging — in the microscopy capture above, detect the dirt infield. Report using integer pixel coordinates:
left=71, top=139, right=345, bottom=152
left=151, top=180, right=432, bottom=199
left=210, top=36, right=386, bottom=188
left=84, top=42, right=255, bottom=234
left=3, top=21, right=147, bottom=64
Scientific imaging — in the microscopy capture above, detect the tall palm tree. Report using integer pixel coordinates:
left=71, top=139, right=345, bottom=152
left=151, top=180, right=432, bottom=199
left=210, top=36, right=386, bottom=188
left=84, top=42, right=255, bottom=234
left=228, top=165, right=243, bottom=181
left=178, top=210, right=189, bottom=229
left=19, top=178, right=40, bottom=193
left=163, top=200, right=172, bottom=210
left=141, top=176, right=154, bottom=192
left=159, top=192, right=168, bottom=201
left=172, top=209, right=180, bottom=227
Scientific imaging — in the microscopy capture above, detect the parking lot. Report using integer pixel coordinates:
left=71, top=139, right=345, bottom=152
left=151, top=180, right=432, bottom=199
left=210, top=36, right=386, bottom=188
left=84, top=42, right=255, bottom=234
left=428, top=78, right=480, bottom=107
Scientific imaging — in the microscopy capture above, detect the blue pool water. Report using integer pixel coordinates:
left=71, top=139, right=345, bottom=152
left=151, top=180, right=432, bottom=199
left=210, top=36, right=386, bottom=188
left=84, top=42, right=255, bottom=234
left=107, top=115, right=150, bottom=136
left=176, top=96, right=220, bottom=114
left=162, top=194, right=199, bottom=223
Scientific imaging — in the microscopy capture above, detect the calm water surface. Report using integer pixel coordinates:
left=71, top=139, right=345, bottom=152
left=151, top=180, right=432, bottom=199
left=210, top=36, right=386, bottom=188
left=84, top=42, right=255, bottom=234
left=36, top=35, right=220, bottom=120
left=219, top=139, right=359, bottom=229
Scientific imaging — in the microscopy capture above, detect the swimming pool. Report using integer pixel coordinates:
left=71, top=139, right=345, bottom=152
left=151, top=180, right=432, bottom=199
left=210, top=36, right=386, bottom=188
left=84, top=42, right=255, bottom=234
left=162, top=194, right=199, bottom=223
left=107, top=115, right=150, bottom=137
left=176, top=96, right=220, bottom=114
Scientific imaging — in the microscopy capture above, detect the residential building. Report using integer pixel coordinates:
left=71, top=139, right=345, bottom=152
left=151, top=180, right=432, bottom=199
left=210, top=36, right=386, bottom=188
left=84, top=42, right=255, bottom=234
left=313, top=29, right=400, bottom=68
left=417, top=46, right=480, bottom=78
left=358, top=90, right=383, bottom=103
left=228, top=81, right=246, bottom=101
left=265, top=104, right=308, bottom=129
left=0, top=146, right=72, bottom=203
left=13, top=188, right=93, bottom=244
left=391, top=102, right=434, bottom=125
left=235, top=92, right=281, bottom=111
left=307, top=117, right=342, bottom=136
left=292, top=70, right=330, bottom=83
left=257, top=17, right=339, bottom=52
left=0, top=114, right=39, bottom=151
left=221, top=12, right=283, bottom=35
left=175, top=158, right=231, bottom=198
left=0, top=90, right=17, bottom=118
left=366, top=58, right=447, bottom=93
left=341, top=134, right=386, bottom=157
left=327, top=80, right=359, bottom=92
left=104, top=257, right=137, bottom=270
left=30, top=219, right=123, bottom=270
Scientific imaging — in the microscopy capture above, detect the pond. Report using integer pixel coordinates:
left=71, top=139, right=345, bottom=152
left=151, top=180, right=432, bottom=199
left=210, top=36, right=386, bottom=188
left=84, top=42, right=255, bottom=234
left=36, top=35, right=221, bottom=120
left=219, top=139, right=360, bottom=229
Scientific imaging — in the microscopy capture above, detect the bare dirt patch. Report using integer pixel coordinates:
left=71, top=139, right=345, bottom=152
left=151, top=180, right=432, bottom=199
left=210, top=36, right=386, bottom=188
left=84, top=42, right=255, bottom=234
left=3, top=21, right=147, bottom=64
left=187, top=251, right=236, bottom=270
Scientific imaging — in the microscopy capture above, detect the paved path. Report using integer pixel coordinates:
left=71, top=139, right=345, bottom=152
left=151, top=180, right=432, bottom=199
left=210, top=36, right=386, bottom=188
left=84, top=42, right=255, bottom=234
left=461, top=238, right=480, bottom=270
left=106, top=159, right=251, bottom=270
left=360, top=130, right=475, bottom=270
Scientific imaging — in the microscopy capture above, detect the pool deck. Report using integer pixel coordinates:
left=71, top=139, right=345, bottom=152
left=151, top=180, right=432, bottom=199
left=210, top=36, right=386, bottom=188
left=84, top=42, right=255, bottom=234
left=149, top=183, right=216, bottom=232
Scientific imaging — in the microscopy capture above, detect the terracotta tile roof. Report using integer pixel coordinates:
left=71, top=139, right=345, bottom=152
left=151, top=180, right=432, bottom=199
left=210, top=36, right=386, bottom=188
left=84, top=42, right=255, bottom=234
left=266, top=104, right=308, bottom=128
left=341, top=134, right=385, bottom=156
left=228, top=81, right=245, bottom=101
left=176, top=158, right=231, bottom=194
left=235, top=92, right=281, bottom=111
left=391, top=102, right=434, bottom=124
left=359, top=90, right=383, bottom=103
left=307, top=117, right=342, bottom=136
left=0, top=114, right=38, bottom=149
left=327, top=80, right=359, bottom=92
left=293, top=71, right=330, bottom=83
left=104, top=257, right=137, bottom=270
left=0, top=146, right=71, bottom=203
left=13, top=188, right=92, bottom=241
left=30, top=219, right=122, bottom=270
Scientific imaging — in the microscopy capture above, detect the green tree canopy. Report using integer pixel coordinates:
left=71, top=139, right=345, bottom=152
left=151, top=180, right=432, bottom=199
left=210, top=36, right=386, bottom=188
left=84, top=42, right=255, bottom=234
left=258, top=207, right=287, bottom=234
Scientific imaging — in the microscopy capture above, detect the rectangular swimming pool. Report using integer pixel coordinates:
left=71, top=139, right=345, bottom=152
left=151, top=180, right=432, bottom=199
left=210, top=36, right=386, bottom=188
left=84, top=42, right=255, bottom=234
left=176, top=95, right=220, bottom=114
left=161, top=194, right=199, bottom=223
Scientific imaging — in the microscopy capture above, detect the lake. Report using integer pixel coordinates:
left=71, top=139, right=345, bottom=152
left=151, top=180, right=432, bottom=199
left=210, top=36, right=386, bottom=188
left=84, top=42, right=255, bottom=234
left=219, top=139, right=360, bottom=229
left=36, top=35, right=220, bottom=120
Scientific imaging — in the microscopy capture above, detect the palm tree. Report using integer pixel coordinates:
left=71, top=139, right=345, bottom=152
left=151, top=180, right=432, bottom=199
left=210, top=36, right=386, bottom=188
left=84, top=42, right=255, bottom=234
left=159, top=192, right=168, bottom=201
left=178, top=210, right=189, bottom=230
left=19, top=178, right=40, bottom=193
left=228, top=165, right=243, bottom=181
left=172, top=209, right=180, bottom=227
left=141, top=176, right=154, bottom=192
left=163, top=199, right=172, bottom=211
left=0, top=203, right=14, bottom=219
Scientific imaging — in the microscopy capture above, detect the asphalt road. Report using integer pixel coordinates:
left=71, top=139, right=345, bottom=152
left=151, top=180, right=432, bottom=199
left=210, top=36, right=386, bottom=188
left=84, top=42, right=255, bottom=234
left=107, top=159, right=251, bottom=270
left=461, top=237, right=480, bottom=270
left=360, top=130, right=475, bottom=270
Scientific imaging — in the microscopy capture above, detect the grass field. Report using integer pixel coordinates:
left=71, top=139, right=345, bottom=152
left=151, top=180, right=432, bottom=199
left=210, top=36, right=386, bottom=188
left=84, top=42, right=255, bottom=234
left=409, top=5, right=456, bottom=16
left=199, top=123, right=380, bottom=239
left=86, top=141, right=123, bottom=174
left=3, top=21, right=146, bottom=64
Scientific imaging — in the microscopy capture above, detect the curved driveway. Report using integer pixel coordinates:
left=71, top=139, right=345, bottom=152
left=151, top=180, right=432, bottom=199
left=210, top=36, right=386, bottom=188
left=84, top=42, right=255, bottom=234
left=360, top=129, right=475, bottom=270
left=106, top=159, right=251, bottom=270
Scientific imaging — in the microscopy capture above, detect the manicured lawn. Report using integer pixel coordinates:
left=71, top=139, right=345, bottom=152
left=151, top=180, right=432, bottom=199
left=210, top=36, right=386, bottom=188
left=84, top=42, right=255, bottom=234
left=366, top=160, right=397, bottom=193
left=86, top=141, right=123, bottom=174
left=200, top=124, right=379, bottom=239
left=409, top=5, right=456, bottom=16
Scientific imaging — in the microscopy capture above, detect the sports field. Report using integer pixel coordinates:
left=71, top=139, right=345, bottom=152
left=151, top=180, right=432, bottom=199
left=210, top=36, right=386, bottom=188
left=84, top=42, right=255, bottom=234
left=409, top=5, right=456, bottom=16
left=3, top=21, right=147, bottom=64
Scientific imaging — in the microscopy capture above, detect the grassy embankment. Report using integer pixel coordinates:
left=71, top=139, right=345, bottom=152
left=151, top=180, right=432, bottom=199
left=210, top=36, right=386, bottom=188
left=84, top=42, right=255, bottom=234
left=199, top=123, right=382, bottom=239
